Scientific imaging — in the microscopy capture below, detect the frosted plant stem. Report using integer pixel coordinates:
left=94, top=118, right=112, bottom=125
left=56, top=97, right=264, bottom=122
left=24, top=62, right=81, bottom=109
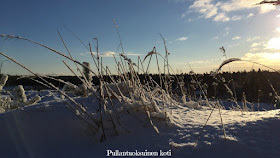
left=113, top=55, right=133, bottom=99
left=217, top=101, right=227, bottom=141
left=0, top=34, right=102, bottom=79
left=139, top=58, right=154, bottom=91
left=159, top=33, right=171, bottom=94
left=62, top=60, right=88, bottom=87
left=194, top=107, right=215, bottom=148
left=155, top=53, right=166, bottom=118
left=99, top=60, right=121, bottom=123
left=0, top=51, right=99, bottom=131
left=64, top=26, right=90, bottom=51
left=145, top=55, right=153, bottom=74
left=28, top=77, right=52, bottom=89
left=57, top=30, right=88, bottom=83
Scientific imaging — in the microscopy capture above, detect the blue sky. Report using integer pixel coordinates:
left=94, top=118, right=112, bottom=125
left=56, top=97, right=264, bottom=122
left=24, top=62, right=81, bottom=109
left=0, top=0, right=279, bottom=75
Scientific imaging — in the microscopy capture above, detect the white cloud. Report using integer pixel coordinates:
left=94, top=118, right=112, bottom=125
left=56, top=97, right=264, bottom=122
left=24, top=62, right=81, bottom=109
left=266, top=37, right=280, bottom=50
left=211, top=36, right=219, bottom=40
left=246, top=36, right=260, bottom=42
left=126, top=53, right=142, bottom=56
left=189, top=60, right=206, bottom=64
left=231, top=15, right=242, bottom=21
left=250, top=47, right=259, bottom=52
left=220, top=0, right=275, bottom=13
left=214, top=13, right=230, bottom=22
left=277, top=14, right=280, bottom=18
left=101, top=51, right=116, bottom=57
left=259, top=4, right=276, bottom=14
left=276, top=27, right=280, bottom=33
left=189, top=0, right=218, bottom=19
left=188, top=0, right=276, bottom=22
left=232, top=36, right=241, bottom=40
left=176, top=37, right=188, bottom=41
left=251, top=42, right=260, bottom=47
left=189, top=58, right=220, bottom=64
left=80, top=51, right=140, bottom=58
left=80, top=52, right=93, bottom=57
left=205, top=8, right=218, bottom=18
left=101, top=51, right=141, bottom=57
left=227, top=42, right=241, bottom=48
left=220, top=0, right=256, bottom=12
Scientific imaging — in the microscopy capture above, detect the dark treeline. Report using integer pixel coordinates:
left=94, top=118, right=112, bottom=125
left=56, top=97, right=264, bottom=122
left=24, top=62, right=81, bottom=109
left=199, top=69, right=280, bottom=103
left=3, top=69, right=280, bottom=103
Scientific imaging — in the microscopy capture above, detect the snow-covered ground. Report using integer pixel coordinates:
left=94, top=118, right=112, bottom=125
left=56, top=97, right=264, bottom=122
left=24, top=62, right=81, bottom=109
left=0, top=90, right=280, bottom=158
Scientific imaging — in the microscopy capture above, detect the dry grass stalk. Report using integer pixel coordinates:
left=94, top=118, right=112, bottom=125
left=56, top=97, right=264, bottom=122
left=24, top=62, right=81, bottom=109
left=216, top=101, right=227, bottom=141
left=216, top=58, right=241, bottom=72
left=0, top=51, right=100, bottom=131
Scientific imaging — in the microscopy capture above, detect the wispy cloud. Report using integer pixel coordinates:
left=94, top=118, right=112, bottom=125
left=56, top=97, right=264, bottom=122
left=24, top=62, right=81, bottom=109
left=232, top=36, right=241, bottom=40
left=187, top=18, right=193, bottom=22
left=126, top=53, right=142, bottom=56
left=176, top=36, right=188, bottom=41
left=188, top=58, right=220, bottom=71
left=249, top=41, right=264, bottom=52
left=189, top=0, right=218, bottom=19
left=231, top=15, right=242, bottom=21
left=251, top=42, right=260, bottom=47
left=259, top=4, right=276, bottom=14
left=246, top=36, right=260, bottom=42
left=80, top=51, right=141, bottom=58
left=250, top=47, right=260, bottom=52
left=211, top=36, right=219, bottom=40
left=79, top=52, right=92, bottom=57
left=213, top=13, right=230, bottom=22
left=101, top=51, right=116, bottom=57
left=186, top=0, right=276, bottom=22
left=220, top=0, right=276, bottom=13
left=189, top=59, right=217, bottom=64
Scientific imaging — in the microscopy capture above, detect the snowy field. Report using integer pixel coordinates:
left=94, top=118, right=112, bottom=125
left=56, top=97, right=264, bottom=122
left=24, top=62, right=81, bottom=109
left=0, top=90, right=279, bottom=158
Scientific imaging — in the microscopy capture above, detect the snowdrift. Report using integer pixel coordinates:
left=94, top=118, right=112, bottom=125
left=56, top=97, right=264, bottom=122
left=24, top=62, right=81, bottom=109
left=0, top=90, right=280, bottom=158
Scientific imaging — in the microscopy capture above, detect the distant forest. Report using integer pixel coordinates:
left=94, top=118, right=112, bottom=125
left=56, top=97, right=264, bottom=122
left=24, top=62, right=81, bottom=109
left=3, top=69, right=280, bottom=103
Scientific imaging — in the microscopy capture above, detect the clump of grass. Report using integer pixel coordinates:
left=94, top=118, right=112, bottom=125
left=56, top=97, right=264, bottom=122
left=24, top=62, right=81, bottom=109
left=0, top=31, right=180, bottom=140
left=0, top=74, right=42, bottom=112
left=0, top=74, right=8, bottom=91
